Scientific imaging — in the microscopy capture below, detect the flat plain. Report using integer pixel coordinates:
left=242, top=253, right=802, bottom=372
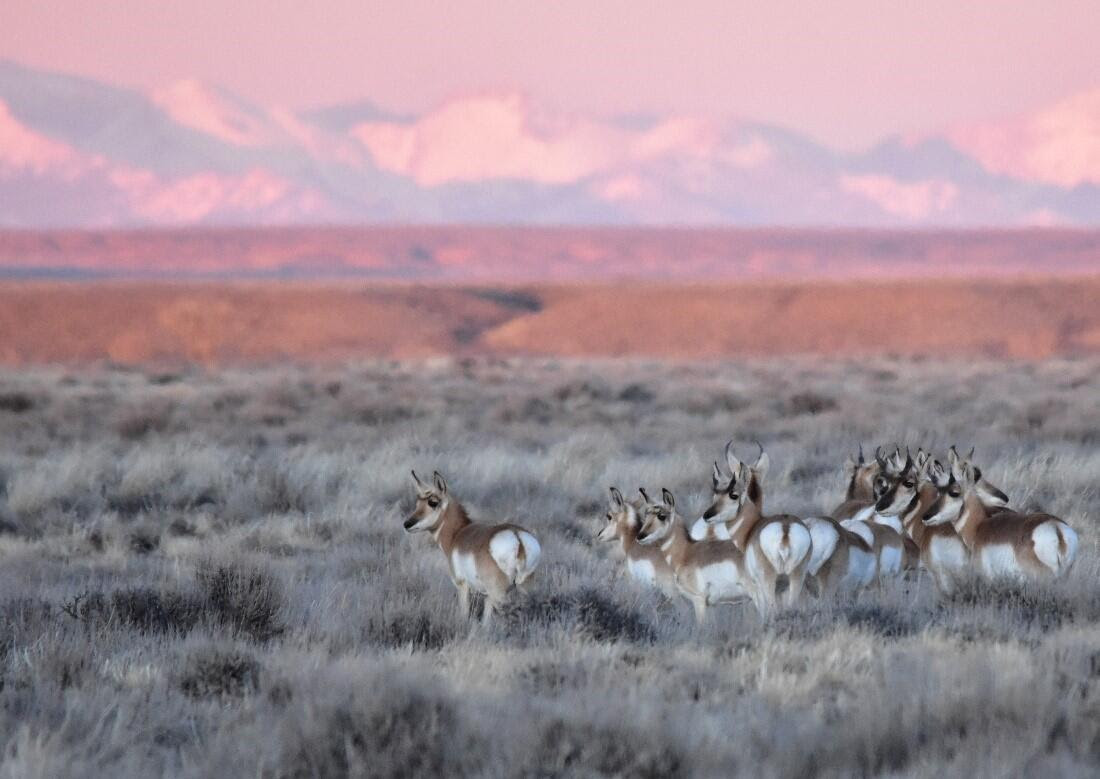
left=1, top=356, right=1098, bottom=776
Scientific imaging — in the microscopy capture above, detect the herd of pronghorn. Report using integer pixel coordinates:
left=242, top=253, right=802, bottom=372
left=404, top=443, right=1079, bottom=624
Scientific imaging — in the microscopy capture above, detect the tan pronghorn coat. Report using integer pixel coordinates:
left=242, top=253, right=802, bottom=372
left=635, top=488, right=750, bottom=624
left=701, top=444, right=812, bottom=617
left=404, top=471, right=541, bottom=622
left=597, top=487, right=678, bottom=597
left=922, top=464, right=1077, bottom=580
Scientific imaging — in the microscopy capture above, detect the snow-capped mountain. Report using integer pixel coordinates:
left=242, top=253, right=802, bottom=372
left=2, top=59, right=1099, bottom=227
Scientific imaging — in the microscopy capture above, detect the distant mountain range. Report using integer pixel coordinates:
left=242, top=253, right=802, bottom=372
left=3, top=59, right=1100, bottom=227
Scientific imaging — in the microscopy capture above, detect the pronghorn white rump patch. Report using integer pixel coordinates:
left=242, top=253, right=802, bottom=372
left=1031, top=521, right=1077, bottom=575
left=758, top=522, right=811, bottom=575
left=803, top=517, right=839, bottom=577
left=489, top=529, right=540, bottom=584
left=689, top=516, right=731, bottom=541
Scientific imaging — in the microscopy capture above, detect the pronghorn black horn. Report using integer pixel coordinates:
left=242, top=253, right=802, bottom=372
left=967, top=446, right=975, bottom=460
left=858, top=443, right=865, bottom=465
left=875, top=446, right=886, bottom=468
left=638, top=487, right=651, bottom=504
left=754, top=440, right=764, bottom=459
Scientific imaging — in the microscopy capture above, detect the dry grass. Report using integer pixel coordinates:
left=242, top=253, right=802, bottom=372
left=0, top=357, right=1098, bottom=777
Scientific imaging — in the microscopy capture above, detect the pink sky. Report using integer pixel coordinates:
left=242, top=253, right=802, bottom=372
left=3, top=1, right=1100, bottom=150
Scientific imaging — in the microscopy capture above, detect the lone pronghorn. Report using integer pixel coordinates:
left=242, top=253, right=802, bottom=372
left=404, top=470, right=541, bottom=623
left=635, top=487, right=750, bottom=624
left=700, top=443, right=812, bottom=616
left=596, top=487, right=678, bottom=598
left=922, top=461, right=1078, bottom=580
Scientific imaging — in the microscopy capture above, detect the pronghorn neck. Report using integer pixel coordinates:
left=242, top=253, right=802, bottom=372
left=727, top=500, right=762, bottom=551
left=431, top=500, right=472, bottom=558
left=951, top=493, right=988, bottom=551
left=658, top=514, right=691, bottom=571
left=904, top=481, right=939, bottom=542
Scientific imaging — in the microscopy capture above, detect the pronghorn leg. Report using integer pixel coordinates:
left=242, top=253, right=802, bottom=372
left=457, top=582, right=472, bottom=619
left=784, top=570, right=806, bottom=608
left=691, top=597, right=707, bottom=627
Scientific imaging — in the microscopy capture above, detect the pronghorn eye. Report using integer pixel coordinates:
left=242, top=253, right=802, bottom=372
left=949, top=489, right=960, bottom=498
left=729, top=492, right=739, bottom=501
left=904, top=480, right=915, bottom=488
left=427, top=497, right=440, bottom=508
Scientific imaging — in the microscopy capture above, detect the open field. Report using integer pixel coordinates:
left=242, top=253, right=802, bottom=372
left=2, top=276, right=1100, bottom=364
left=0, top=357, right=1098, bottom=776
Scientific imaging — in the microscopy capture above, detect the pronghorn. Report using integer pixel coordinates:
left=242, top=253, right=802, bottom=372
left=946, top=446, right=1011, bottom=512
left=836, top=448, right=915, bottom=583
left=922, top=462, right=1078, bottom=581
left=801, top=514, right=878, bottom=595
left=634, top=487, right=750, bottom=624
left=874, top=455, right=970, bottom=594
left=404, top=470, right=541, bottom=623
left=596, top=487, right=678, bottom=597
left=830, top=445, right=882, bottom=520
left=700, top=443, right=812, bottom=616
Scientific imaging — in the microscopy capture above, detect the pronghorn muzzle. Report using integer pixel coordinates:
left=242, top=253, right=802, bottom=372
left=403, top=515, right=420, bottom=531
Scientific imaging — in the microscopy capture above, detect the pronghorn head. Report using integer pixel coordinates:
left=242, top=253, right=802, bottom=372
left=636, top=487, right=677, bottom=545
left=873, top=455, right=920, bottom=515
left=404, top=470, right=450, bottom=532
left=843, top=444, right=880, bottom=500
left=948, top=446, right=1010, bottom=509
left=702, top=441, right=768, bottom=526
left=870, top=446, right=911, bottom=500
left=921, top=465, right=975, bottom=526
left=927, top=458, right=950, bottom=490
left=597, top=486, right=639, bottom=542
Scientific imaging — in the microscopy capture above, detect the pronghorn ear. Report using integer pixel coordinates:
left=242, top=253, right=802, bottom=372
left=724, top=440, right=743, bottom=476
left=638, top=487, right=653, bottom=506
left=711, top=461, right=724, bottom=491
left=753, top=451, right=770, bottom=481
left=947, top=446, right=960, bottom=467
left=843, top=455, right=857, bottom=477
left=971, top=466, right=982, bottom=483
left=661, top=488, right=675, bottom=509
left=432, top=471, right=448, bottom=495
left=411, top=470, right=425, bottom=489
left=609, top=487, right=625, bottom=510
